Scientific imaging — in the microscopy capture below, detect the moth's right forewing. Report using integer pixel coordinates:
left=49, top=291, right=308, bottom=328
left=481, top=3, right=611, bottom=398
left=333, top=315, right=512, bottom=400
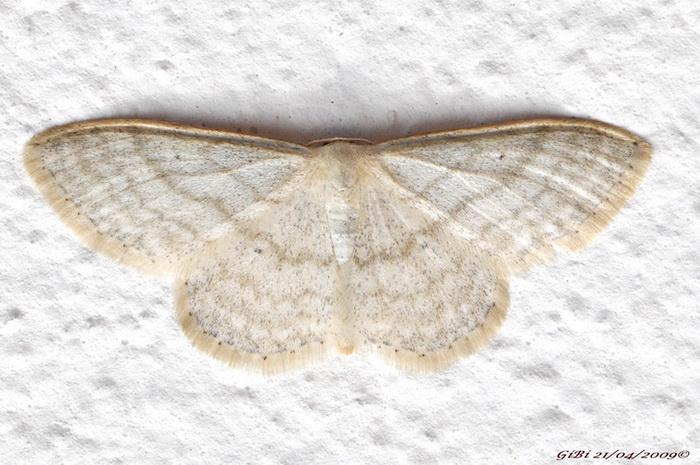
left=23, top=120, right=311, bottom=274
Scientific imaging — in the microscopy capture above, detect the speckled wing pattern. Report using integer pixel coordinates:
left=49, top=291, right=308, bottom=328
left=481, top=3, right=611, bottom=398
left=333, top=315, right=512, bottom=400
left=374, top=121, right=651, bottom=269
left=175, top=185, right=339, bottom=371
left=347, top=180, right=509, bottom=372
left=24, top=118, right=651, bottom=374
left=23, top=121, right=311, bottom=274
left=348, top=120, right=650, bottom=371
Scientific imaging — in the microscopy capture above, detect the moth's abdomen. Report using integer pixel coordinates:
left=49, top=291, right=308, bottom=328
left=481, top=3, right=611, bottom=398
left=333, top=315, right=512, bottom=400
left=321, top=143, right=362, bottom=265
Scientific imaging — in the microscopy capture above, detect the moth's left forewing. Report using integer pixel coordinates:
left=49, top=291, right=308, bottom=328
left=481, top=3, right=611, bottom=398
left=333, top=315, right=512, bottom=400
left=374, top=119, right=652, bottom=273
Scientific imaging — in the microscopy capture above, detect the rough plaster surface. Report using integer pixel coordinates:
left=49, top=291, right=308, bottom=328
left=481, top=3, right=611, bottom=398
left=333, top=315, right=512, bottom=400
left=1, top=0, right=698, bottom=463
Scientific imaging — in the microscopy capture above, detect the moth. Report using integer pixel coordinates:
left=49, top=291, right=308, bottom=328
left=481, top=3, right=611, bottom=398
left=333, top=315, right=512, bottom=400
left=24, top=118, right=651, bottom=374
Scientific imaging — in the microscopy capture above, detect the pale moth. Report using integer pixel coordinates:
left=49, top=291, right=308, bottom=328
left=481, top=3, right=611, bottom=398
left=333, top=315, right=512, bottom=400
left=24, top=118, right=651, bottom=374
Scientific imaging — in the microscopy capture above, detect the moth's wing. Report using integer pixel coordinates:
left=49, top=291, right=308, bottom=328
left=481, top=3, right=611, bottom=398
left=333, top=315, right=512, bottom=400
left=24, top=119, right=311, bottom=274
left=175, top=175, right=340, bottom=375
left=345, top=178, right=509, bottom=373
left=374, top=119, right=652, bottom=272
left=350, top=119, right=652, bottom=372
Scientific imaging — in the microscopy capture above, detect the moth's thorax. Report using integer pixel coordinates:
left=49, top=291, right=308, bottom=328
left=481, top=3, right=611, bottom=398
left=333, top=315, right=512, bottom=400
left=316, top=142, right=369, bottom=265
left=318, top=141, right=368, bottom=182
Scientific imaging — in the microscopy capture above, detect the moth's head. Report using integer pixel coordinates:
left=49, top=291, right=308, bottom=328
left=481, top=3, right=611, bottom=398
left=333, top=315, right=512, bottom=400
left=306, top=137, right=373, bottom=148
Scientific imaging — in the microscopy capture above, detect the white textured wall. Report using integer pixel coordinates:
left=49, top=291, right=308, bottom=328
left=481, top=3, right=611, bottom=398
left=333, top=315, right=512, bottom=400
left=1, top=0, right=698, bottom=463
